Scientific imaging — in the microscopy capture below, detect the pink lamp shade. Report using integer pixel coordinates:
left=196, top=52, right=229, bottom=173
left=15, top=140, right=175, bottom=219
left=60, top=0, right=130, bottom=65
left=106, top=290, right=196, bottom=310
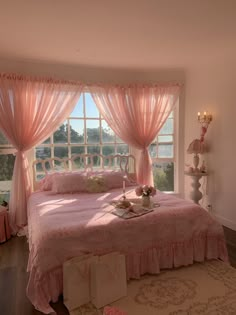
left=187, top=139, right=205, bottom=171
left=187, top=139, right=205, bottom=154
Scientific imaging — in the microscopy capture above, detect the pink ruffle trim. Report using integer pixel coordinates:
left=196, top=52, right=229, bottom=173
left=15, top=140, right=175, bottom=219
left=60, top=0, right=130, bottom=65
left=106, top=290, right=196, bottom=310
left=27, top=235, right=228, bottom=314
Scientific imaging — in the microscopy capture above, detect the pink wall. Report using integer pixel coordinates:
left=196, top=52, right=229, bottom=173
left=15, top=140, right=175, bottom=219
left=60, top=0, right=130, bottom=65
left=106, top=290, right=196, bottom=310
left=185, top=58, right=236, bottom=230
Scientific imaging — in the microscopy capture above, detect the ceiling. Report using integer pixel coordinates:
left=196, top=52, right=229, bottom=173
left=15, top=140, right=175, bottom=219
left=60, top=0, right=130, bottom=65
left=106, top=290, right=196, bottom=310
left=0, top=0, right=235, bottom=70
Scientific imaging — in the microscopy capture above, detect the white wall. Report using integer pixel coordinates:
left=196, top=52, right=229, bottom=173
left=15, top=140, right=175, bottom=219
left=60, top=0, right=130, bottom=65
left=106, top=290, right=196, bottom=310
left=185, top=58, right=236, bottom=230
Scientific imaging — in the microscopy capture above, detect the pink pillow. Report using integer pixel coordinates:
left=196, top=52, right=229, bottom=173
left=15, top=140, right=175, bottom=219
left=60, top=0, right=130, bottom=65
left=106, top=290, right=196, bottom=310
left=51, top=172, right=88, bottom=194
left=39, top=172, right=62, bottom=191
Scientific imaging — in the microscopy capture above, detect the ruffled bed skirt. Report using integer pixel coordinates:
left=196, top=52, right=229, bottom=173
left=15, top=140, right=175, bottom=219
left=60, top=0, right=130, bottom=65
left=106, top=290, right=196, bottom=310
left=26, top=235, right=228, bottom=314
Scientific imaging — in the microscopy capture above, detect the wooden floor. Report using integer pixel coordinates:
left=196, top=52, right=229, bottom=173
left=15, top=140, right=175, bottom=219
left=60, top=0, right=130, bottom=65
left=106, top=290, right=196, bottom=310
left=0, top=236, right=69, bottom=315
left=1, top=229, right=236, bottom=315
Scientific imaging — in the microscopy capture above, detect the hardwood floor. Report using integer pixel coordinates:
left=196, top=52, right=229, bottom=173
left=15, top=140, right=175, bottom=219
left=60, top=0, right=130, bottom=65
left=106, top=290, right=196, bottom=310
left=1, top=228, right=236, bottom=315
left=0, top=236, right=69, bottom=315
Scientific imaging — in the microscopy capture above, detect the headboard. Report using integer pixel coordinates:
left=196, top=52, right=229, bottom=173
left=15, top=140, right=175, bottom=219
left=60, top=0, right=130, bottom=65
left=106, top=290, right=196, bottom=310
left=32, top=154, right=136, bottom=191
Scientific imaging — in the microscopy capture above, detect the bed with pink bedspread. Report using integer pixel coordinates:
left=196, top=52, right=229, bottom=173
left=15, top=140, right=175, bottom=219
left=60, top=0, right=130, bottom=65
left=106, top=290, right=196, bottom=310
left=26, top=187, right=228, bottom=314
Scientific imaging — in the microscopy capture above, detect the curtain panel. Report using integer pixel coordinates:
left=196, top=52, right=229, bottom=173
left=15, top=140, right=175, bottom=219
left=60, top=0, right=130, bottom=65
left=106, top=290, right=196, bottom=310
left=0, top=73, right=83, bottom=232
left=89, top=84, right=181, bottom=186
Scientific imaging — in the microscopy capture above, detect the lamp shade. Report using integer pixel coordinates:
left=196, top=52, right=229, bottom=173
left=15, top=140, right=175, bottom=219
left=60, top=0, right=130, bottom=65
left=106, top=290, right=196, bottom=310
left=187, top=139, right=205, bottom=154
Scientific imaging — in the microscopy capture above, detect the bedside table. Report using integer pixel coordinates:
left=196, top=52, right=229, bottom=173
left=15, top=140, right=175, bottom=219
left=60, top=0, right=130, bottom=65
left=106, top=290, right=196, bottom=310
left=0, top=206, right=11, bottom=243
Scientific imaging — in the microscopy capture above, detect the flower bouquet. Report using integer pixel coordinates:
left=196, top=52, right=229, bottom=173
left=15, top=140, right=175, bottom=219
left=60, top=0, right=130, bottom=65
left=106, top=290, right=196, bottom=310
left=135, top=185, right=156, bottom=208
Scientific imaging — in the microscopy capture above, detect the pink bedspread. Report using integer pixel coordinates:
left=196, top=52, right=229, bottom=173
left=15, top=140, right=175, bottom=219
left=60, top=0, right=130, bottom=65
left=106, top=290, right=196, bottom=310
left=26, top=188, right=228, bottom=314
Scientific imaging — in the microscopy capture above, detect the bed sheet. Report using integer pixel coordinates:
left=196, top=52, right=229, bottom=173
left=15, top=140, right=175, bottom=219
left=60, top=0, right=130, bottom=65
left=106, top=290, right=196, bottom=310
left=26, top=188, right=228, bottom=314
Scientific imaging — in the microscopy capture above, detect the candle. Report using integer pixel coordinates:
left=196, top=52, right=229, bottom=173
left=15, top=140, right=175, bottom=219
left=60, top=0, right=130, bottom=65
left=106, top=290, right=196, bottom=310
left=204, top=111, right=206, bottom=118
left=123, top=180, right=126, bottom=194
left=197, top=112, right=200, bottom=120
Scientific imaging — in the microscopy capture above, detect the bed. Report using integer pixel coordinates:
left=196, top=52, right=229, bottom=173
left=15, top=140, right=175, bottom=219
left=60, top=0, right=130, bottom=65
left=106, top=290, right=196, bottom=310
left=26, top=154, right=228, bottom=314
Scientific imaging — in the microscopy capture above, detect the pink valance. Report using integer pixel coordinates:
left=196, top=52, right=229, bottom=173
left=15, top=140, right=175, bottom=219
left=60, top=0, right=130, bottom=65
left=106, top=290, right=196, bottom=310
left=0, top=73, right=83, bottom=232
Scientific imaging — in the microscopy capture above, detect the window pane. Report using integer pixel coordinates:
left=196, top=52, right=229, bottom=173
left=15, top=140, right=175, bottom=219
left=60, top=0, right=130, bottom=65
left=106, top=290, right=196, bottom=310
left=85, top=93, right=99, bottom=118
left=149, top=143, right=157, bottom=158
left=71, top=146, right=85, bottom=155
left=42, top=137, right=50, bottom=144
left=0, top=154, right=15, bottom=203
left=53, top=122, right=68, bottom=144
left=102, top=146, right=115, bottom=156
left=158, top=135, right=173, bottom=143
left=87, top=146, right=100, bottom=155
left=36, top=147, right=51, bottom=160
left=0, top=154, right=15, bottom=181
left=101, top=121, right=115, bottom=143
left=116, top=135, right=124, bottom=143
left=117, top=144, right=129, bottom=155
left=152, top=162, right=174, bottom=192
left=86, top=120, right=100, bottom=144
left=69, top=120, right=84, bottom=144
left=54, top=147, right=69, bottom=159
left=158, top=144, right=173, bottom=158
left=0, top=131, right=9, bottom=145
left=159, top=119, right=173, bottom=135
left=87, top=146, right=100, bottom=167
left=71, top=97, right=84, bottom=117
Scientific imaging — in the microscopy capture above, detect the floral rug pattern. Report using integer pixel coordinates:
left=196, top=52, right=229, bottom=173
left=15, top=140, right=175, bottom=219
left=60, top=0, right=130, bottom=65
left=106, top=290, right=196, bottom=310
left=72, top=260, right=236, bottom=315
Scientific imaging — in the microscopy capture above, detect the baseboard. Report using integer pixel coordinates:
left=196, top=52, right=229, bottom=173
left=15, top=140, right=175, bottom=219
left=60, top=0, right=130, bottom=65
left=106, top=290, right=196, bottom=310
left=212, top=214, right=236, bottom=231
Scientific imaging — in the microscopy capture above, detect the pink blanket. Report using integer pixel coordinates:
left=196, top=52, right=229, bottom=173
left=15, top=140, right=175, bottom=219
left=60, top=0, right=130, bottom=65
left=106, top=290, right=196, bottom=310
left=26, top=188, right=228, bottom=314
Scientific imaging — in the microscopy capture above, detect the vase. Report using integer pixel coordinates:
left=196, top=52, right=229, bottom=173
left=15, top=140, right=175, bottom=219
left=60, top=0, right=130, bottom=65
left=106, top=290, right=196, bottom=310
left=142, top=195, right=151, bottom=208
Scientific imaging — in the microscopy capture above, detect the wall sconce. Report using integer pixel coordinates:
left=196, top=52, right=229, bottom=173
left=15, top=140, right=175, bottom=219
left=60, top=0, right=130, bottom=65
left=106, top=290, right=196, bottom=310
left=197, top=111, right=213, bottom=125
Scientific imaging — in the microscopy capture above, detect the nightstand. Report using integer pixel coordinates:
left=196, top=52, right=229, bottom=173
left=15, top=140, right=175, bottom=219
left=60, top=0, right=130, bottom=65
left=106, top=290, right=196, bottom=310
left=0, top=206, right=11, bottom=243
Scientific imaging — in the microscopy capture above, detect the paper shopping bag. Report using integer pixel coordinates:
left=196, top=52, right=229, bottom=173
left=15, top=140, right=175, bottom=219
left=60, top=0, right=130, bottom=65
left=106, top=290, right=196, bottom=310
left=63, top=254, right=98, bottom=311
left=90, top=252, right=127, bottom=309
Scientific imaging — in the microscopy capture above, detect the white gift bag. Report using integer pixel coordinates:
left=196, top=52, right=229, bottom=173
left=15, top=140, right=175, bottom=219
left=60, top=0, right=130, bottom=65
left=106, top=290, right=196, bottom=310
left=90, top=252, right=127, bottom=309
left=63, top=254, right=98, bottom=311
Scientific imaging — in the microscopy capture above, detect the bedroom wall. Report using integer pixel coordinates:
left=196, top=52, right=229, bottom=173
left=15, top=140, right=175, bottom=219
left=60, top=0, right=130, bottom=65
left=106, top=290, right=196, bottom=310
left=184, top=57, right=236, bottom=230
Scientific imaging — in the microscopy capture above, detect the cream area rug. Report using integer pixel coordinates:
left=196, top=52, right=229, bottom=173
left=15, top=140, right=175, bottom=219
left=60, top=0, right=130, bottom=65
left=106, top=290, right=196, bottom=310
left=71, top=260, right=236, bottom=315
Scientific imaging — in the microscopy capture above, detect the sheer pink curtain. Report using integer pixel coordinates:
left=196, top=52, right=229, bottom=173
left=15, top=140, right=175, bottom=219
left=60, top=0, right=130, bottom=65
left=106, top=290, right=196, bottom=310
left=90, top=84, right=181, bottom=186
left=0, top=74, right=83, bottom=232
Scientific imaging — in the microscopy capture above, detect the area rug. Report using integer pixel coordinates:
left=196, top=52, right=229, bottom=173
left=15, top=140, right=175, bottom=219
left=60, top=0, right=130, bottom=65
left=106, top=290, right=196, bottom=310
left=71, top=260, right=236, bottom=315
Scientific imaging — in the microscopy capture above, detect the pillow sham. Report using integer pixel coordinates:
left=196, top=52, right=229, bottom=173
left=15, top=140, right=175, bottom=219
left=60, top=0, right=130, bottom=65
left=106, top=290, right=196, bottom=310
left=39, top=172, right=62, bottom=191
left=51, top=172, right=88, bottom=194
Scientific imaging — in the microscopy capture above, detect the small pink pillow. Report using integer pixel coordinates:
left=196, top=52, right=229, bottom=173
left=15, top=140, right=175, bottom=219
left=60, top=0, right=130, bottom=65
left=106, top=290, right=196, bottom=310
left=51, top=172, right=88, bottom=194
left=39, top=172, right=62, bottom=191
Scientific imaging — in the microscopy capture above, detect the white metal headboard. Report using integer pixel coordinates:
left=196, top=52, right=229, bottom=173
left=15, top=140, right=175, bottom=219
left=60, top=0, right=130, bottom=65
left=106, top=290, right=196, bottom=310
left=32, top=154, right=136, bottom=191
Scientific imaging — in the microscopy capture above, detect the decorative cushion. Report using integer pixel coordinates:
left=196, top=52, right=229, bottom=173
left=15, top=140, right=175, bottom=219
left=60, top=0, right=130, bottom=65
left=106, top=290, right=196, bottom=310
left=86, top=176, right=108, bottom=193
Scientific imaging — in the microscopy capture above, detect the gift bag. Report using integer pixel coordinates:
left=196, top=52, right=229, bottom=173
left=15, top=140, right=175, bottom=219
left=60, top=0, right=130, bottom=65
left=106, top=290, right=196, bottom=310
left=90, top=252, right=127, bottom=309
left=63, top=254, right=98, bottom=311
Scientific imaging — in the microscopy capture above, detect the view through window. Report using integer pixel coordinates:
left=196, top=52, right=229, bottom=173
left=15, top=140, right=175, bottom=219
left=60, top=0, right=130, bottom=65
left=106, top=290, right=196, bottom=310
left=35, top=93, right=176, bottom=191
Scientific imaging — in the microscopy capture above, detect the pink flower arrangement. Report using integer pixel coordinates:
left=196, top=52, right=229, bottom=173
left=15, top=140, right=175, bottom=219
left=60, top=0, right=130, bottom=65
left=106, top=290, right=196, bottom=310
left=135, top=185, right=156, bottom=197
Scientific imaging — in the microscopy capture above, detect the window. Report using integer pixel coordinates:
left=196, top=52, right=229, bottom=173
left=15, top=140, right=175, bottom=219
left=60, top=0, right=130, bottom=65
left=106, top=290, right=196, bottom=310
left=35, top=93, right=178, bottom=192
left=35, top=93, right=129, bottom=178
left=150, top=107, right=178, bottom=192
left=0, top=131, right=15, bottom=203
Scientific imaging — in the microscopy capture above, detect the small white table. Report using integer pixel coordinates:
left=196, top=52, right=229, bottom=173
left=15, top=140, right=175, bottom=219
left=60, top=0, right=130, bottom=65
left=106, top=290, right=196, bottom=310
left=184, top=171, right=208, bottom=205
